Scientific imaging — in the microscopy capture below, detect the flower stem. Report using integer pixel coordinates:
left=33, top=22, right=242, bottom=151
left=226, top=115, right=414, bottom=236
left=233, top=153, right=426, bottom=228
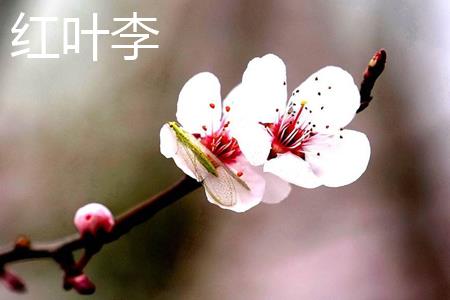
left=0, top=176, right=201, bottom=294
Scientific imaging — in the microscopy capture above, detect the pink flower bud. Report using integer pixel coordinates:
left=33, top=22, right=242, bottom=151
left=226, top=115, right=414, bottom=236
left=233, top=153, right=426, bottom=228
left=0, top=269, right=26, bottom=293
left=65, top=274, right=96, bottom=295
left=74, top=203, right=115, bottom=236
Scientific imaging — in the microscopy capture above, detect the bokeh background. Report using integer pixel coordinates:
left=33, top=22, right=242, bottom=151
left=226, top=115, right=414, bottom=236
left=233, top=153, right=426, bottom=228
left=0, top=0, right=449, bottom=299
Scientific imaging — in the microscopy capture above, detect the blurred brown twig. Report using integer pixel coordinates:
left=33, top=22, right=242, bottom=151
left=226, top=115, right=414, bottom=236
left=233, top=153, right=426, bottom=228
left=0, top=176, right=200, bottom=294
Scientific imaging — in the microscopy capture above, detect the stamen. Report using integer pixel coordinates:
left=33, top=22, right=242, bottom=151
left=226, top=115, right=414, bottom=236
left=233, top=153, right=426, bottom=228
left=198, top=117, right=240, bottom=164
left=289, top=131, right=310, bottom=149
left=289, top=138, right=304, bottom=149
left=215, top=139, right=234, bottom=155
left=214, top=135, right=223, bottom=148
left=283, top=127, right=299, bottom=145
left=278, top=123, right=290, bottom=140
left=268, top=98, right=322, bottom=159
left=292, top=100, right=307, bottom=125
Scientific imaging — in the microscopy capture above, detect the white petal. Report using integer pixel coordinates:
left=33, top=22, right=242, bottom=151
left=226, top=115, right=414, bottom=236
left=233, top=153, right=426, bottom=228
left=263, top=153, right=322, bottom=188
left=222, top=84, right=242, bottom=115
left=305, top=130, right=370, bottom=187
left=205, top=155, right=265, bottom=212
left=232, top=123, right=272, bottom=166
left=160, top=123, right=177, bottom=158
left=261, top=171, right=292, bottom=204
left=288, top=66, right=360, bottom=131
left=176, top=72, right=222, bottom=135
left=159, top=123, right=200, bottom=180
left=237, top=54, right=287, bottom=123
left=222, top=84, right=245, bottom=127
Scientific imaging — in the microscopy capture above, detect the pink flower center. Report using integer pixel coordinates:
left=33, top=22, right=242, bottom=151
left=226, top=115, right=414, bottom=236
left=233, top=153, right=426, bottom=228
left=194, top=102, right=241, bottom=164
left=198, top=124, right=241, bottom=164
left=264, top=102, right=315, bottom=159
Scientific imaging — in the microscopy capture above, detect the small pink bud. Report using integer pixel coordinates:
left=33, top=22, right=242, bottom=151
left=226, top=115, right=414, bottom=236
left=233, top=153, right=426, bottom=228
left=74, top=203, right=115, bottom=236
left=1, top=269, right=26, bottom=293
left=65, top=274, right=96, bottom=295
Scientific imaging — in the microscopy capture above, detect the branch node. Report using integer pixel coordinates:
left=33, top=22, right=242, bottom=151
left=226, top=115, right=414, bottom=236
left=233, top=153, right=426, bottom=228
left=14, top=235, right=31, bottom=250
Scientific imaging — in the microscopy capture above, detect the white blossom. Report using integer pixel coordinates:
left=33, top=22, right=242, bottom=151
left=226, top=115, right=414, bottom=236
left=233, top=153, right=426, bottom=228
left=232, top=54, right=370, bottom=190
left=160, top=72, right=290, bottom=212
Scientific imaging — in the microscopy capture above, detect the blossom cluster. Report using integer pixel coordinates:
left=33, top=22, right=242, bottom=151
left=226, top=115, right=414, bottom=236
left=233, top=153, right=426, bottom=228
left=160, top=54, right=371, bottom=212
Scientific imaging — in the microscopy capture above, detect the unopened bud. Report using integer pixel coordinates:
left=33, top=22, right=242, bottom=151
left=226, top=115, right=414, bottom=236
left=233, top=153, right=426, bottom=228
left=74, top=203, right=115, bottom=237
left=1, top=269, right=26, bottom=293
left=14, top=235, right=31, bottom=250
left=363, top=48, right=386, bottom=79
left=65, top=274, right=96, bottom=295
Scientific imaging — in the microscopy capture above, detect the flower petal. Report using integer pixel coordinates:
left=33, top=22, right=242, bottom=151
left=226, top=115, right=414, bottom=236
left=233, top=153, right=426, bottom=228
left=261, top=171, right=292, bottom=204
left=304, top=130, right=370, bottom=187
left=160, top=123, right=177, bottom=158
left=233, top=123, right=272, bottom=166
left=288, top=66, right=360, bottom=132
left=237, top=54, right=287, bottom=123
left=222, top=84, right=245, bottom=128
left=176, top=72, right=222, bottom=135
left=222, top=83, right=242, bottom=116
left=263, top=152, right=322, bottom=188
left=159, top=123, right=202, bottom=180
left=223, top=83, right=273, bottom=167
left=204, top=155, right=265, bottom=212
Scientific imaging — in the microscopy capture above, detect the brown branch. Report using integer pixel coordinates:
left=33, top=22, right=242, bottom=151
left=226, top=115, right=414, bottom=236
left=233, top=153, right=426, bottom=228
left=357, top=48, right=387, bottom=113
left=0, top=176, right=201, bottom=294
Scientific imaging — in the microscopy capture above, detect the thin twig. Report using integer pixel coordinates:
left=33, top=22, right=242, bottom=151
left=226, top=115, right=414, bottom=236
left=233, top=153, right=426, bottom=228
left=0, top=176, right=201, bottom=294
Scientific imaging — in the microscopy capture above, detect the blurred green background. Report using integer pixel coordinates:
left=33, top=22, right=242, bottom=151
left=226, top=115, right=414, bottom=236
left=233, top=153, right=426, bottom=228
left=0, top=0, right=449, bottom=299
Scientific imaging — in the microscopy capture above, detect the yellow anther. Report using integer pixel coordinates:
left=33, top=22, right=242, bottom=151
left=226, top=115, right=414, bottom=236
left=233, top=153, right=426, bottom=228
left=300, top=99, right=308, bottom=106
